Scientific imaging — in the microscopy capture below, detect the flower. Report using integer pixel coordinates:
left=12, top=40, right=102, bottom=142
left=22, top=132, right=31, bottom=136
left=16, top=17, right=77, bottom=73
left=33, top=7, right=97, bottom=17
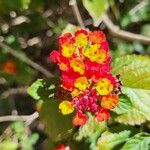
left=54, top=144, right=71, bottom=150
left=75, top=29, right=88, bottom=48
left=73, top=89, right=98, bottom=112
left=95, top=107, right=110, bottom=122
left=59, top=101, right=74, bottom=115
left=96, top=78, right=113, bottom=95
left=2, top=60, right=17, bottom=74
left=101, top=94, right=119, bottom=109
left=72, top=111, right=88, bottom=126
left=70, top=58, right=85, bottom=75
left=89, top=31, right=106, bottom=44
left=74, top=77, right=89, bottom=91
left=50, top=50, right=60, bottom=63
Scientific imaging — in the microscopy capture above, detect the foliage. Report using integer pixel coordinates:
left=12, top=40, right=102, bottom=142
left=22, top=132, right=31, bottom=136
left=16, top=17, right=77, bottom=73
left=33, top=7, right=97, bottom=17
left=0, top=122, right=39, bottom=150
left=112, top=55, right=150, bottom=125
left=97, top=130, right=131, bottom=150
left=82, top=0, right=107, bottom=26
left=121, top=132, right=150, bottom=150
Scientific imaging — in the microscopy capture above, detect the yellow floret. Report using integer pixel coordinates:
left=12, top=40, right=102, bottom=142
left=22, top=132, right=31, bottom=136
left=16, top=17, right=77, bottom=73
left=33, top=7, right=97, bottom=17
left=75, top=34, right=88, bottom=48
left=62, top=44, right=75, bottom=58
left=59, top=101, right=74, bottom=115
left=96, top=78, right=113, bottom=95
left=74, top=77, right=89, bottom=91
left=70, top=59, right=85, bottom=75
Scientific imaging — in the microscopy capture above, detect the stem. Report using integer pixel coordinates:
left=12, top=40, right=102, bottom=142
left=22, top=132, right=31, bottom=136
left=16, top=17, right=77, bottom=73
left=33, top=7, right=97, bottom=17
left=102, top=13, right=150, bottom=44
left=0, top=42, right=53, bottom=77
left=69, top=0, right=85, bottom=28
left=0, top=112, right=39, bottom=125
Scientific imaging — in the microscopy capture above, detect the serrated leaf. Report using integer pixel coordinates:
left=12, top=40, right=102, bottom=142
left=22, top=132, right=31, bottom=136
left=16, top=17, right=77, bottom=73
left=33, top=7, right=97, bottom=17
left=112, top=55, right=150, bottom=77
left=121, top=132, right=150, bottom=150
left=112, top=55, right=150, bottom=125
left=97, top=130, right=131, bottom=150
left=115, top=87, right=150, bottom=125
left=112, top=94, right=132, bottom=115
left=82, top=0, right=108, bottom=26
left=40, top=99, right=74, bottom=142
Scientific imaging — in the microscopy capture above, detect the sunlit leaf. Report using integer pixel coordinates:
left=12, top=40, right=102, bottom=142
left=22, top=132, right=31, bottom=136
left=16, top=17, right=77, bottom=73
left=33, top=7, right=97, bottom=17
left=0, top=141, right=18, bottom=150
left=112, top=94, right=132, bottom=115
left=82, top=0, right=108, bottom=26
left=112, top=55, right=150, bottom=125
left=97, top=130, right=131, bottom=150
left=115, top=87, right=150, bottom=125
left=122, top=132, right=150, bottom=150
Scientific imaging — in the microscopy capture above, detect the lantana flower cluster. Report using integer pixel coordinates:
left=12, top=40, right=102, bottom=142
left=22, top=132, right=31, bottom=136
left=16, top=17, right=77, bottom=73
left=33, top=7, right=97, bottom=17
left=50, top=29, right=120, bottom=126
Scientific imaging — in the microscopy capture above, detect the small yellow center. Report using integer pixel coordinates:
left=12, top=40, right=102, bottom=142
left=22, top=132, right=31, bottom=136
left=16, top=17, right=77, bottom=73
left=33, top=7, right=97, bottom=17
left=96, top=78, right=113, bottom=95
left=75, top=33, right=88, bottom=48
left=74, top=77, right=89, bottom=91
left=62, top=44, right=75, bottom=58
left=70, top=59, right=85, bottom=75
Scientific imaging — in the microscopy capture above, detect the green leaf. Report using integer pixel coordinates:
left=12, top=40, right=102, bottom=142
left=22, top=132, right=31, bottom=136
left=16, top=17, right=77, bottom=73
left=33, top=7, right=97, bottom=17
left=112, top=94, right=132, bottom=115
left=76, top=113, right=106, bottom=141
left=0, top=0, right=31, bottom=13
left=141, top=24, right=150, bottom=37
left=27, top=77, right=59, bottom=101
left=115, top=87, right=150, bottom=125
left=112, top=55, right=150, bottom=90
left=82, top=0, right=108, bottom=26
left=39, top=99, right=74, bottom=142
left=27, top=79, right=44, bottom=100
left=76, top=114, right=106, bottom=150
left=97, top=130, right=131, bottom=150
left=112, top=55, right=150, bottom=125
left=121, top=132, right=150, bottom=150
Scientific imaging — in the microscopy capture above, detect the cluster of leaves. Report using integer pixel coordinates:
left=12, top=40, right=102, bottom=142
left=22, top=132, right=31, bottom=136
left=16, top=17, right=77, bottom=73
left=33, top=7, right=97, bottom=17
left=0, top=122, right=39, bottom=150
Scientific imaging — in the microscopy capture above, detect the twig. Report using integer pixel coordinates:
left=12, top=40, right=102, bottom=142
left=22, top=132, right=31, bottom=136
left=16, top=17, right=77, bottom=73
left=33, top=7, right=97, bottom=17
left=0, top=42, right=54, bottom=77
left=69, top=0, right=85, bottom=28
left=102, top=13, right=150, bottom=44
left=0, top=86, right=27, bottom=100
left=0, top=112, right=39, bottom=125
left=129, top=0, right=148, bottom=15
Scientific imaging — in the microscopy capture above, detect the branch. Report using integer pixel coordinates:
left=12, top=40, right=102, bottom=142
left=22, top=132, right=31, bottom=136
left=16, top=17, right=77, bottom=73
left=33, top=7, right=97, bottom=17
left=102, top=13, right=150, bottom=44
left=0, top=42, right=54, bottom=77
left=0, top=112, right=39, bottom=125
left=129, top=0, right=148, bottom=15
left=0, top=86, right=27, bottom=100
left=69, top=0, right=85, bottom=28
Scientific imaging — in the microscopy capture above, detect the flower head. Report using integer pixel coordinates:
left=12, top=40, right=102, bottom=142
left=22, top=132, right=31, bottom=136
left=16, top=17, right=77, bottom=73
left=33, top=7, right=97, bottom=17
left=50, top=29, right=120, bottom=126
